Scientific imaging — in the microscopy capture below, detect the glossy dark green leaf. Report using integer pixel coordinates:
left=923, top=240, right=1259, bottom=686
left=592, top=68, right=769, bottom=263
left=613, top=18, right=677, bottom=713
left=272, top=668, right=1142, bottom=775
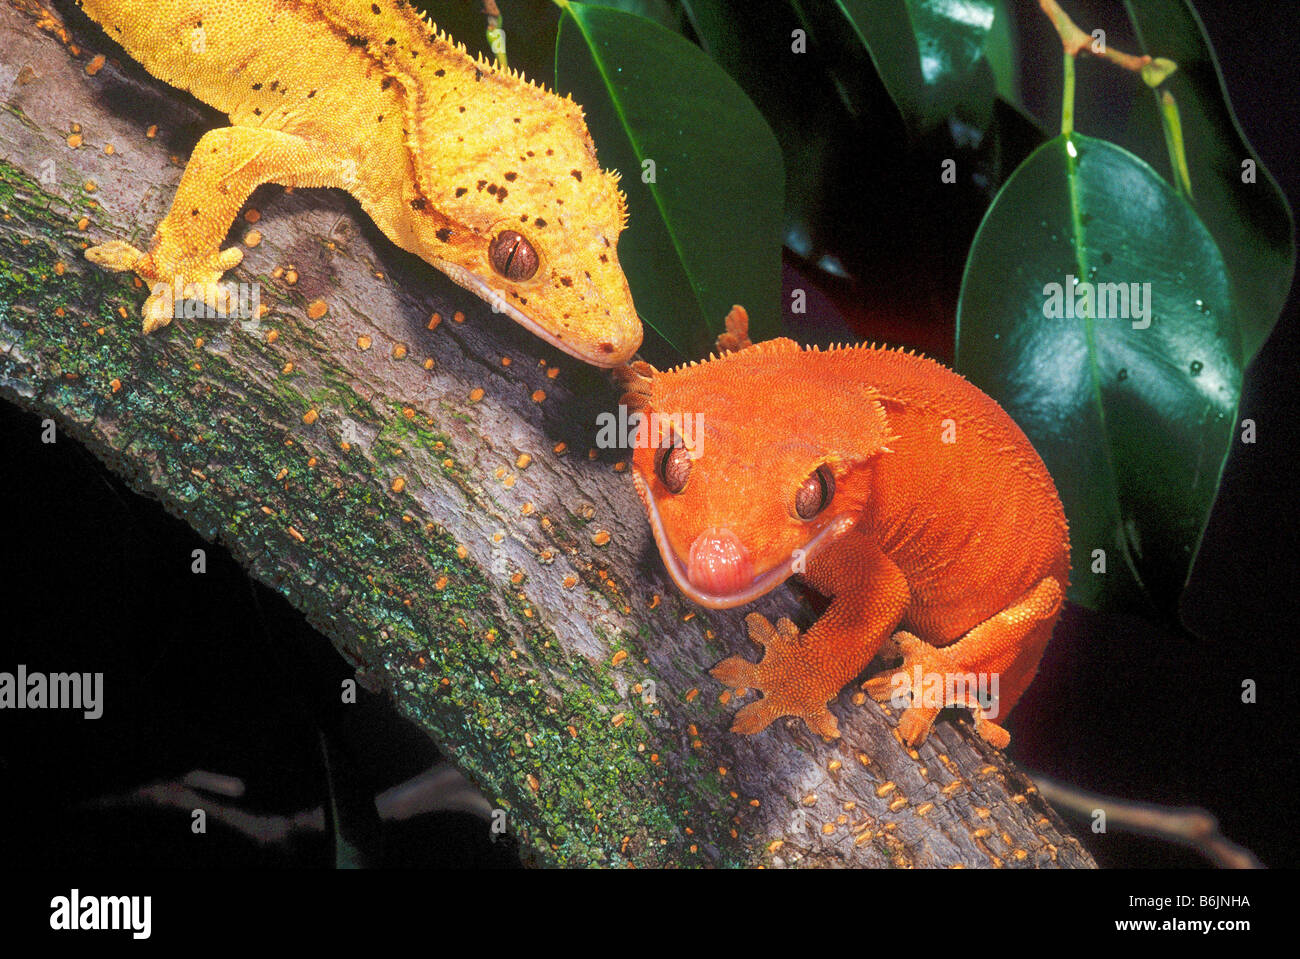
left=834, top=0, right=999, bottom=130
left=957, top=134, right=1241, bottom=616
left=555, top=1, right=785, bottom=361
left=1124, top=0, right=1295, bottom=363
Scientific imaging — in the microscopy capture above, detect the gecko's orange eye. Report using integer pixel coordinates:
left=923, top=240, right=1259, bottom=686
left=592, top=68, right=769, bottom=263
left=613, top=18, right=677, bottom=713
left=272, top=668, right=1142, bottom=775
left=488, top=230, right=540, bottom=281
left=794, top=465, right=835, bottom=520
left=655, top=437, right=691, bottom=494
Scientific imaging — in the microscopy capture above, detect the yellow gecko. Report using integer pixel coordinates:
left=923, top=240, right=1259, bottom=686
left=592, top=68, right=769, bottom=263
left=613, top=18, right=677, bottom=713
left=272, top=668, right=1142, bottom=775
left=76, top=0, right=641, bottom=366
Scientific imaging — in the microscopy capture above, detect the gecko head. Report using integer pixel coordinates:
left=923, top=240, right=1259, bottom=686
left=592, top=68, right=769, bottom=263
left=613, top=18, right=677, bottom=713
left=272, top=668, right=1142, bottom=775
left=416, top=83, right=640, bottom=367
left=628, top=340, right=891, bottom=609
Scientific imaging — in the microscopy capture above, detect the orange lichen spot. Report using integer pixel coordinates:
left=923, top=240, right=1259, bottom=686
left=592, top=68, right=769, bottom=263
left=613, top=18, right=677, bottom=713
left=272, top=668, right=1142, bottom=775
left=287, top=527, right=305, bottom=543
left=97, top=326, right=107, bottom=334
left=875, top=782, right=897, bottom=798
left=306, top=457, right=318, bottom=468
left=521, top=502, right=535, bottom=516
left=974, top=806, right=992, bottom=819
left=54, top=261, right=66, bottom=276
left=942, top=781, right=965, bottom=796
left=66, top=132, right=83, bottom=149
left=85, top=54, right=106, bottom=75
left=427, top=312, right=442, bottom=330
left=515, top=453, right=532, bottom=470
left=828, top=759, right=842, bottom=772
left=682, top=612, right=695, bottom=622
left=566, top=725, right=578, bottom=738
left=261, top=506, right=275, bottom=516
left=562, top=575, right=578, bottom=589
left=587, top=448, right=598, bottom=460
left=77, top=217, right=89, bottom=230
left=503, top=475, right=516, bottom=489
left=469, top=388, right=485, bottom=402
left=265, top=329, right=279, bottom=344
left=888, top=797, right=908, bottom=812
left=691, top=739, right=702, bottom=749
left=491, top=531, right=505, bottom=544
left=391, top=477, right=406, bottom=493
left=526, top=774, right=539, bottom=792
left=244, top=209, right=261, bottom=223
left=718, top=766, right=728, bottom=777
left=109, top=378, right=121, bottom=393
left=103, top=144, right=115, bottom=156
left=648, top=594, right=660, bottom=609
left=275, top=468, right=288, bottom=481
left=591, top=529, right=610, bottom=547
left=718, top=690, right=731, bottom=705
left=193, top=336, right=204, bottom=348
left=422, top=358, right=434, bottom=370
left=145, top=124, right=157, bottom=138
left=611, top=650, right=628, bottom=667
left=452, top=311, right=465, bottom=324
left=434, top=575, right=449, bottom=590
left=685, top=687, right=700, bottom=703
left=971, top=828, right=992, bottom=840
left=916, top=802, right=935, bottom=817
left=611, top=713, right=626, bottom=727
left=284, top=269, right=298, bottom=285
left=500, top=356, right=512, bottom=367
left=979, top=765, right=999, bottom=777
left=244, top=229, right=262, bottom=248
left=302, top=409, right=318, bottom=425
left=613, top=461, right=628, bottom=473
left=306, top=301, right=330, bottom=321
left=531, top=389, right=546, bottom=403
left=83, top=180, right=96, bottom=193
left=392, top=343, right=407, bottom=359
left=282, top=362, right=294, bottom=374
left=546, top=367, right=560, bottom=380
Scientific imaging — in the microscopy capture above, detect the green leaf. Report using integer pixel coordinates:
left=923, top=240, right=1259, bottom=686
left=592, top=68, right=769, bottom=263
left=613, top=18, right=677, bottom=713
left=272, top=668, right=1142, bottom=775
left=833, top=0, right=998, bottom=130
left=554, top=1, right=784, bottom=361
left=956, top=134, right=1241, bottom=618
left=1124, top=0, right=1295, bottom=363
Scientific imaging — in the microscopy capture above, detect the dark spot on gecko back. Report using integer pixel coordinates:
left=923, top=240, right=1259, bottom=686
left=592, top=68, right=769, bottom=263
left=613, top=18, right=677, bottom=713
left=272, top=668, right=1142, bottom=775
left=435, top=228, right=453, bottom=242
left=346, top=34, right=367, bottom=47
left=410, top=197, right=426, bottom=211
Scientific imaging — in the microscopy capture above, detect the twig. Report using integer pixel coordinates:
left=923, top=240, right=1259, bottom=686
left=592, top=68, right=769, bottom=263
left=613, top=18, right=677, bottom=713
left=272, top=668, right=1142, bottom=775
left=1038, top=0, right=1151, bottom=72
left=1034, top=775, right=1263, bottom=869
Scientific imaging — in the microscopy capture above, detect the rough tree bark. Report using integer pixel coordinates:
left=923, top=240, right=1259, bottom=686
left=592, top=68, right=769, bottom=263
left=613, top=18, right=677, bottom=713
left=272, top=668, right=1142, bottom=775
left=0, top=0, right=1094, bottom=867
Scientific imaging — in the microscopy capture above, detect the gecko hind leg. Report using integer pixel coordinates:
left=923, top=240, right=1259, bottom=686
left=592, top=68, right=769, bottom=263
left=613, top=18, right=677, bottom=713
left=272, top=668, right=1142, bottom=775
left=86, top=126, right=350, bottom=333
left=863, top=576, right=1064, bottom=748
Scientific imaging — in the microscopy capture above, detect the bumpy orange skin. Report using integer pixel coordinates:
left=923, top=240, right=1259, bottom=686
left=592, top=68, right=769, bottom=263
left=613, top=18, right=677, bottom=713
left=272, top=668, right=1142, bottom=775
left=78, top=0, right=639, bottom=364
left=630, top=329, right=1070, bottom=747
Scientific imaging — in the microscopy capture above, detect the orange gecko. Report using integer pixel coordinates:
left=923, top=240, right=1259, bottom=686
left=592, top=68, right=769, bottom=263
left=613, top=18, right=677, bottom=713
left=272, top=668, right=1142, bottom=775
left=624, top=307, right=1070, bottom=747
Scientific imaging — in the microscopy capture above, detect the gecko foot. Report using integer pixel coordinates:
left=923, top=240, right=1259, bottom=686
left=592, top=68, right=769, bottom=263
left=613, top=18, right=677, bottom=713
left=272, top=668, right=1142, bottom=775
left=862, top=631, right=1009, bottom=748
left=711, top=613, right=840, bottom=740
left=86, top=242, right=244, bottom=333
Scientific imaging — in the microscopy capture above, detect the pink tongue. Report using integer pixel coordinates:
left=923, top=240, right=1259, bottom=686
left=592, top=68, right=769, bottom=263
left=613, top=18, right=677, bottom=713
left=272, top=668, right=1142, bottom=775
left=687, top=528, right=754, bottom=597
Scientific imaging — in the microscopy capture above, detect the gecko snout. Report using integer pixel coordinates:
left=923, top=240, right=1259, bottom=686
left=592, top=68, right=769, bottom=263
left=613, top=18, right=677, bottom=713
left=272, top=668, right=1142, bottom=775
left=687, top=527, right=754, bottom=597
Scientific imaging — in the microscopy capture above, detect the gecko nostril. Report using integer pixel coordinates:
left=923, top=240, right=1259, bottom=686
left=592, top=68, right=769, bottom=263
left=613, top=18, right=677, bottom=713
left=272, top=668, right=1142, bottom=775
left=687, top=528, right=753, bottom=596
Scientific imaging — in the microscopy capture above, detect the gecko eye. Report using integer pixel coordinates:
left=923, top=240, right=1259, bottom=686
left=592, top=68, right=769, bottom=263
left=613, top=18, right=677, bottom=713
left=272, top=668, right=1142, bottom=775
left=655, top=435, right=691, bottom=494
left=489, top=230, right=540, bottom=281
left=794, top=465, right=835, bottom=520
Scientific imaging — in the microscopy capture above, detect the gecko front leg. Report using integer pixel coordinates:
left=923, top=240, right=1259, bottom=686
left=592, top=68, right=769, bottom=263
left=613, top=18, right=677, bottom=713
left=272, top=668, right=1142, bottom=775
left=87, top=126, right=353, bottom=333
left=712, top=530, right=910, bottom=739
